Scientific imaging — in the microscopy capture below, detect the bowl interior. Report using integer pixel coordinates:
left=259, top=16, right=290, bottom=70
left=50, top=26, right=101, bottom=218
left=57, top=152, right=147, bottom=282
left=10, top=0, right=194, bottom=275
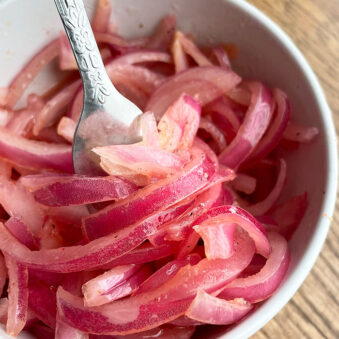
left=0, top=0, right=336, bottom=338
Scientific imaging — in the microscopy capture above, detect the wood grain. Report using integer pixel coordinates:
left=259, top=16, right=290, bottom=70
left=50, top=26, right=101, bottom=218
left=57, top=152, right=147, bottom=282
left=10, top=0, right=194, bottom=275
left=246, top=1, right=339, bottom=338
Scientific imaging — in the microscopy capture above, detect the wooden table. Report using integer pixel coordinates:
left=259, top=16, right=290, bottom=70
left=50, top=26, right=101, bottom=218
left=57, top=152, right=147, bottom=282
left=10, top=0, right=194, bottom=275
left=245, top=1, right=339, bottom=338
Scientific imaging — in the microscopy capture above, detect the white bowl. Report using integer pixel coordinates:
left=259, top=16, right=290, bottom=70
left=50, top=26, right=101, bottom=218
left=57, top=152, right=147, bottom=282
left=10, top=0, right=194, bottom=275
left=0, top=0, right=337, bottom=338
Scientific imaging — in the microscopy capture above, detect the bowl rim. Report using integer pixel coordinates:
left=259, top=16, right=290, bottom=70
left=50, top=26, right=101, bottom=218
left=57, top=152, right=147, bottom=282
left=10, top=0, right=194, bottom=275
left=221, top=0, right=338, bottom=338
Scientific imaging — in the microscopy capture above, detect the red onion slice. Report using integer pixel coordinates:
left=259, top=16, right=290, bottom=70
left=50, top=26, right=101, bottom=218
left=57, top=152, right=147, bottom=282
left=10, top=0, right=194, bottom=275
left=33, top=80, right=81, bottom=136
left=99, top=242, right=178, bottom=270
left=194, top=221, right=236, bottom=260
left=83, top=265, right=141, bottom=298
left=4, top=255, right=28, bottom=336
left=172, top=33, right=189, bottom=73
left=5, top=217, right=39, bottom=250
left=231, top=173, right=257, bottom=194
left=83, top=149, right=215, bottom=240
left=146, top=15, right=176, bottom=51
left=172, top=32, right=212, bottom=67
left=57, top=117, right=76, bottom=143
left=146, top=66, right=241, bottom=120
left=6, top=95, right=44, bottom=137
left=0, top=177, right=44, bottom=236
left=92, top=0, right=112, bottom=33
left=28, top=281, right=57, bottom=328
left=268, top=193, right=308, bottom=239
left=199, top=117, right=227, bottom=153
left=0, top=205, right=183, bottom=272
left=219, top=232, right=289, bottom=302
left=0, top=127, right=73, bottom=173
left=5, top=39, right=59, bottom=109
left=31, top=175, right=137, bottom=207
left=56, top=312, right=88, bottom=339
left=212, top=46, right=231, bottom=69
left=283, top=121, right=319, bottom=143
left=140, top=112, right=160, bottom=148
left=134, top=254, right=201, bottom=295
left=83, top=265, right=152, bottom=307
left=158, top=94, right=201, bottom=151
left=93, top=144, right=185, bottom=179
left=186, top=290, right=253, bottom=325
left=249, top=88, right=291, bottom=160
left=248, top=159, right=287, bottom=216
left=111, top=51, right=172, bottom=66
left=195, top=205, right=271, bottom=258
left=219, top=82, right=273, bottom=169
left=56, top=230, right=254, bottom=335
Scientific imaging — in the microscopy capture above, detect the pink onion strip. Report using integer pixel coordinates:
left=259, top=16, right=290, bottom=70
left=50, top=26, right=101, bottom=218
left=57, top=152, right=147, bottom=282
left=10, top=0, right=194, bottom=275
left=99, top=242, right=178, bottom=270
left=249, top=88, right=291, bottom=160
left=56, top=230, right=254, bottom=335
left=232, top=173, right=257, bottom=194
left=83, top=149, right=215, bottom=240
left=173, top=31, right=212, bottom=67
left=83, top=265, right=152, bottom=307
left=219, top=82, right=273, bottom=169
left=212, top=46, right=231, bottom=68
left=0, top=204, right=183, bottom=272
left=242, top=159, right=287, bottom=216
left=32, top=175, right=138, bottom=207
left=158, top=94, right=201, bottom=151
left=0, top=127, right=73, bottom=173
left=55, top=312, right=88, bottom=339
left=0, top=177, right=44, bottom=236
left=283, top=121, right=319, bottom=143
left=134, top=254, right=201, bottom=295
left=28, top=281, right=57, bottom=328
left=268, top=193, right=308, bottom=239
left=4, top=254, right=28, bottom=337
left=146, top=15, right=177, bottom=51
left=146, top=66, right=241, bottom=120
left=111, top=51, right=172, bottom=66
left=199, top=117, right=227, bottom=153
left=6, top=39, right=59, bottom=109
left=186, top=290, right=253, bottom=325
left=5, top=217, right=39, bottom=250
left=194, top=221, right=236, bottom=260
left=219, top=232, right=289, bottom=302
left=195, top=205, right=271, bottom=258
left=57, top=116, right=76, bottom=143
left=33, top=80, right=81, bottom=136
left=140, top=112, right=160, bottom=148
left=92, top=0, right=112, bottom=33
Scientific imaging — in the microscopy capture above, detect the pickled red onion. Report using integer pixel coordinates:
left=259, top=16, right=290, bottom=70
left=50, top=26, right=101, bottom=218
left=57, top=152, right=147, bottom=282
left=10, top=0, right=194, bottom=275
left=0, top=5, right=318, bottom=337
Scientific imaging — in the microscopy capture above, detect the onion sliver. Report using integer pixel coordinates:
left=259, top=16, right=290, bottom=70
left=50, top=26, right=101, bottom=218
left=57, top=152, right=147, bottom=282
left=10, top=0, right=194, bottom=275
left=218, top=232, right=289, bottom=302
left=32, top=175, right=138, bottom=207
left=4, top=255, right=28, bottom=337
left=57, top=230, right=254, bottom=335
left=83, top=149, right=215, bottom=240
left=146, top=66, right=241, bottom=120
left=186, top=290, right=253, bottom=325
left=0, top=127, right=73, bottom=173
left=195, top=205, right=271, bottom=258
left=219, top=82, right=273, bottom=169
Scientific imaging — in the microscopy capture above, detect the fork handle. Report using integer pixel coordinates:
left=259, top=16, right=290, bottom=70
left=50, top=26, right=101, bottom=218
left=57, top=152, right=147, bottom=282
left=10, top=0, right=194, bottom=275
left=54, top=0, right=112, bottom=105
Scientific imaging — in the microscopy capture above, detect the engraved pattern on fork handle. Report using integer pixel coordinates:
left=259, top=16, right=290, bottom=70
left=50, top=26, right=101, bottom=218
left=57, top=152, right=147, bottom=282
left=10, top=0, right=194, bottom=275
left=54, top=0, right=110, bottom=105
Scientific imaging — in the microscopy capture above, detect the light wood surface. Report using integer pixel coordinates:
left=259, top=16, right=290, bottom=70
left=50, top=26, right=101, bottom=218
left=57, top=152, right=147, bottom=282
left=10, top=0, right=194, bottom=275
left=245, top=1, right=339, bottom=338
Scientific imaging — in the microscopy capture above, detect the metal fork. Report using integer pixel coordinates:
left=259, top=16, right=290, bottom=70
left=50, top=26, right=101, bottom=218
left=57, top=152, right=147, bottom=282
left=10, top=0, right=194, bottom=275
left=54, top=0, right=143, bottom=175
